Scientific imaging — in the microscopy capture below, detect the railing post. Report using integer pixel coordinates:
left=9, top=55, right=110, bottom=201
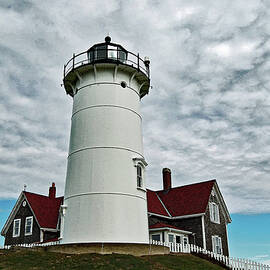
left=72, top=53, right=75, bottom=70
left=137, top=53, right=140, bottom=71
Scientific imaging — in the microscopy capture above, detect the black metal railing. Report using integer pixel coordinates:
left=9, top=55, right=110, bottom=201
left=63, top=48, right=150, bottom=79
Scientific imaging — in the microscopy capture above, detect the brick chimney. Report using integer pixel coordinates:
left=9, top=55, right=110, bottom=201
left=162, top=168, right=171, bottom=191
left=49, top=182, right=56, bottom=198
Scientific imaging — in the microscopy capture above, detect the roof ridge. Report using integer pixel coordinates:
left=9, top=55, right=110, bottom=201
left=24, top=191, right=63, bottom=200
left=24, top=191, right=49, bottom=198
left=155, top=179, right=216, bottom=192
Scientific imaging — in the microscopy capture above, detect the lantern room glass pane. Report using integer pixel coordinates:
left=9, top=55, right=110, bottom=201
left=108, top=45, right=117, bottom=59
left=118, top=48, right=127, bottom=62
left=96, top=45, right=107, bottom=60
left=87, top=50, right=94, bottom=62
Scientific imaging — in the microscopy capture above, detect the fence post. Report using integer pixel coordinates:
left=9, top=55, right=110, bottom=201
left=72, top=53, right=75, bottom=69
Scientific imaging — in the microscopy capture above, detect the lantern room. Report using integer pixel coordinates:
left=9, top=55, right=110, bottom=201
left=87, top=36, right=127, bottom=63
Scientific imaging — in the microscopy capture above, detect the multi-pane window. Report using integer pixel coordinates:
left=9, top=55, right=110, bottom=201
left=152, top=234, right=160, bottom=241
left=137, top=164, right=143, bottom=188
left=176, top=236, right=181, bottom=244
left=25, top=216, right=33, bottom=236
left=210, top=202, right=220, bottom=223
left=168, top=234, right=174, bottom=243
left=183, top=236, right=188, bottom=245
left=212, top=236, right=222, bottom=254
left=13, top=219, right=21, bottom=237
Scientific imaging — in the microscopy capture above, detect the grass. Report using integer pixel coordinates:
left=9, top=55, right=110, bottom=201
left=0, top=249, right=227, bottom=270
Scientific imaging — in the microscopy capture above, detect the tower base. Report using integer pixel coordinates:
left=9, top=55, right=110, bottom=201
left=42, top=243, right=170, bottom=256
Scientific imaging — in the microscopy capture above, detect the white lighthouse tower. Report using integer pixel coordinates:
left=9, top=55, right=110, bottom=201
left=60, top=36, right=150, bottom=244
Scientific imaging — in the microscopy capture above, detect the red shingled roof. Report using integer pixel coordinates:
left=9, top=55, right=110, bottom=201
left=146, top=189, right=170, bottom=217
left=24, top=192, right=63, bottom=229
left=147, top=180, right=215, bottom=217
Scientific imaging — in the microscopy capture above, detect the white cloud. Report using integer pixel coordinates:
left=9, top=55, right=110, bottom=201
left=0, top=0, right=269, bottom=214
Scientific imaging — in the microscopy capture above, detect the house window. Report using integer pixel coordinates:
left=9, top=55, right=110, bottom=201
left=25, top=216, right=33, bottom=236
left=210, top=202, right=220, bottom=224
left=13, top=219, right=21, bottom=237
left=212, top=235, right=222, bottom=254
left=176, top=235, right=181, bottom=244
left=152, top=234, right=160, bottom=241
left=183, top=236, right=188, bottom=245
left=168, top=234, right=174, bottom=243
left=137, top=164, right=143, bottom=188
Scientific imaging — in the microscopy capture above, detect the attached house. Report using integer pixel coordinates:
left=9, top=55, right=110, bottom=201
left=1, top=169, right=231, bottom=256
left=1, top=183, right=63, bottom=245
left=147, top=168, right=231, bottom=256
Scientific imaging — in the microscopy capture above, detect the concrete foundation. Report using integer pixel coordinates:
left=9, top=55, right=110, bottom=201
left=42, top=243, right=170, bottom=256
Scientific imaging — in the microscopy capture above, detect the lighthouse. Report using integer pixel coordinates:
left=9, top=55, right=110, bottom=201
left=60, top=37, right=150, bottom=244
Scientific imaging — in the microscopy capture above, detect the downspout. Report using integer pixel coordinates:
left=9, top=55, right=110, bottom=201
left=201, top=215, right=206, bottom=249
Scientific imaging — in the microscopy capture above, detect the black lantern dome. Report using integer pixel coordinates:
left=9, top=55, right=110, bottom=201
left=87, top=36, right=128, bottom=63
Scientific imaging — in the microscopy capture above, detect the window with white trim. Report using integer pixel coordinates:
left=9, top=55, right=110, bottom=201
left=133, top=158, right=147, bottom=190
left=152, top=234, right=160, bottom=241
left=210, top=202, right=220, bottom=223
left=25, top=216, right=33, bottom=236
left=183, top=236, right=188, bottom=245
left=212, top=235, right=222, bottom=254
left=176, top=235, right=181, bottom=244
left=137, top=163, right=143, bottom=188
left=168, top=234, right=174, bottom=243
left=13, top=219, right=21, bottom=237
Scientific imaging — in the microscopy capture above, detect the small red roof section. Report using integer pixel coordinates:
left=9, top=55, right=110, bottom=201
left=24, top=191, right=63, bottom=229
left=147, top=180, right=215, bottom=217
left=147, top=189, right=170, bottom=217
left=149, top=222, right=186, bottom=231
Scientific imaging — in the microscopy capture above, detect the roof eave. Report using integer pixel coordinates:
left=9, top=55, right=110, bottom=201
left=1, top=192, right=25, bottom=236
left=149, top=227, right=192, bottom=234
left=148, top=212, right=204, bottom=220
left=212, top=182, right=232, bottom=223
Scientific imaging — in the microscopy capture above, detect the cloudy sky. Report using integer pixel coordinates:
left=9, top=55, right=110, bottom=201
left=0, top=0, right=270, bottom=258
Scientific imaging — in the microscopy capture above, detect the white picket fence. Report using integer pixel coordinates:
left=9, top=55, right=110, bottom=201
left=0, top=240, right=60, bottom=250
left=1, top=240, right=269, bottom=270
left=150, top=240, right=270, bottom=270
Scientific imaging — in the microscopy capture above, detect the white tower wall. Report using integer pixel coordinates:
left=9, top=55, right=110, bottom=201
left=61, top=60, right=150, bottom=244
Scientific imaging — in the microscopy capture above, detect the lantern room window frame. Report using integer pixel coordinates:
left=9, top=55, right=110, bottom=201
left=87, top=43, right=128, bottom=63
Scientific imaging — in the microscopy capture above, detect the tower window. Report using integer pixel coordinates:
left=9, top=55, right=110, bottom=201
left=13, top=219, right=21, bottom=237
left=25, top=216, right=33, bottom=236
left=137, top=164, right=143, bottom=188
left=133, top=158, right=147, bottom=190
